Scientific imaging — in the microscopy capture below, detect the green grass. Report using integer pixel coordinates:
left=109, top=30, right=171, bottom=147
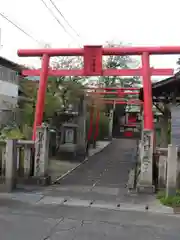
left=157, top=190, right=180, bottom=207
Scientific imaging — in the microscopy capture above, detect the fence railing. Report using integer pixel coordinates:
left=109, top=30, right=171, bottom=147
left=0, top=125, right=50, bottom=192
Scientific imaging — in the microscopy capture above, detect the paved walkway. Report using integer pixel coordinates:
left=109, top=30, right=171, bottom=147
left=49, top=141, right=110, bottom=182
left=39, top=138, right=165, bottom=209
left=48, top=139, right=136, bottom=202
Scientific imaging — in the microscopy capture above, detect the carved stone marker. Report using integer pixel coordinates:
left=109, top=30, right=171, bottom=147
left=137, top=129, right=155, bottom=193
left=34, top=125, right=50, bottom=177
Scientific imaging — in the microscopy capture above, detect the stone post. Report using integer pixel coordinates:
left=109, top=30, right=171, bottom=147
left=77, top=96, right=87, bottom=155
left=24, top=145, right=32, bottom=177
left=166, top=144, right=178, bottom=197
left=5, top=140, right=17, bottom=192
left=137, top=129, right=155, bottom=193
left=1, top=146, right=6, bottom=175
left=158, top=155, right=167, bottom=188
left=108, top=109, right=113, bottom=140
left=34, top=125, right=50, bottom=177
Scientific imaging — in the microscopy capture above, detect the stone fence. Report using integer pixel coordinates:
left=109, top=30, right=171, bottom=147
left=156, top=145, right=180, bottom=197
left=136, top=131, right=180, bottom=196
left=0, top=125, right=50, bottom=192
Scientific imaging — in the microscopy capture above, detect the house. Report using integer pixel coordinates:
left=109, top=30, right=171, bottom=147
left=0, top=56, right=28, bottom=126
left=139, top=72, right=180, bottom=103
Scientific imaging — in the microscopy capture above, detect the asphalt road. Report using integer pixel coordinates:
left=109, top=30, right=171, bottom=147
left=0, top=200, right=179, bottom=240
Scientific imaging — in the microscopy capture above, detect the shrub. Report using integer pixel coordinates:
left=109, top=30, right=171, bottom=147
left=157, top=190, right=180, bottom=207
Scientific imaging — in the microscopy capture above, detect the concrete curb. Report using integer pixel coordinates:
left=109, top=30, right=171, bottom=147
left=34, top=196, right=176, bottom=216
left=53, top=141, right=111, bottom=184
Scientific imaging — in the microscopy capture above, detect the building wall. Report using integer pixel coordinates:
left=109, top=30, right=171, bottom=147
left=0, top=65, right=19, bottom=126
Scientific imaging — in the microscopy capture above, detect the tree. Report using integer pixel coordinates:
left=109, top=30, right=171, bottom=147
left=48, top=55, right=86, bottom=110
left=19, top=56, right=87, bottom=133
left=99, top=41, right=141, bottom=88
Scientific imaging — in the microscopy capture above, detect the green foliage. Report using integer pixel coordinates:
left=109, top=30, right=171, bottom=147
left=19, top=56, right=86, bottom=135
left=0, top=126, right=24, bottom=140
left=44, top=91, right=62, bottom=120
left=99, top=41, right=141, bottom=88
left=157, top=190, right=180, bottom=207
left=21, top=102, right=35, bottom=127
left=157, top=190, right=166, bottom=199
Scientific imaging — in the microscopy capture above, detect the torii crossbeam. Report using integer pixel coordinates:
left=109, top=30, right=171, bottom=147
left=18, top=45, right=178, bottom=140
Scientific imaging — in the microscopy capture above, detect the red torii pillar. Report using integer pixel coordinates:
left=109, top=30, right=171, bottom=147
left=18, top=45, right=177, bottom=140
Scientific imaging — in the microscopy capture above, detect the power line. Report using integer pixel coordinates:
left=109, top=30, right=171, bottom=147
left=0, top=12, right=41, bottom=45
left=40, top=0, right=81, bottom=45
left=48, top=0, right=81, bottom=39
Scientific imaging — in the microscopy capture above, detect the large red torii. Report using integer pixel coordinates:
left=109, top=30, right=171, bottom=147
left=18, top=45, right=178, bottom=140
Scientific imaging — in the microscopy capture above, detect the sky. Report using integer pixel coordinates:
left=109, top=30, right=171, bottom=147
left=0, top=0, right=180, bottom=78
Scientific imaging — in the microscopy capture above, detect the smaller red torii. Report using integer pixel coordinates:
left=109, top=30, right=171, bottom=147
left=17, top=45, right=177, bottom=140
left=86, top=87, right=141, bottom=142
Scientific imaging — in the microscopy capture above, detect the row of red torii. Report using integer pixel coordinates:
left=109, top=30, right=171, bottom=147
left=18, top=45, right=180, bottom=140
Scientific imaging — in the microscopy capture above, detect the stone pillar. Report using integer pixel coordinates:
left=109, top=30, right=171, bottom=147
left=158, top=155, right=167, bottom=188
left=24, top=145, right=32, bottom=177
left=34, top=125, right=50, bottom=177
left=1, top=146, right=6, bottom=175
left=5, top=140, right=17, bottom=192
left=108, top=109, right=113, bottom=140
left=78, top=97, right=86, bottom=152
left=166, top=144, right=178, bottom=197
left=137, top=129, right=155, bottom=193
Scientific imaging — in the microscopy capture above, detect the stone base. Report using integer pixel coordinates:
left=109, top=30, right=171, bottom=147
left=0, top=183, right=15, bottom=192
left=136, top=184, right=155, bottom=194
left=0, top=177, right=17, bottom=192
left=17, top=175, right=51, bottom=186
left=173, top=207, right=180, bottom=214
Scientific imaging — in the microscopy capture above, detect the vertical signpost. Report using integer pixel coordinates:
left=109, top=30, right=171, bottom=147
left=84, top=46, right=103, bottom=76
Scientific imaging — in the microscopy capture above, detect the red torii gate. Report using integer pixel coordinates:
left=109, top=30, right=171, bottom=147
left=86, top=87, right=141, bottom=142
left=18, top=45, right=178, bottom=140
